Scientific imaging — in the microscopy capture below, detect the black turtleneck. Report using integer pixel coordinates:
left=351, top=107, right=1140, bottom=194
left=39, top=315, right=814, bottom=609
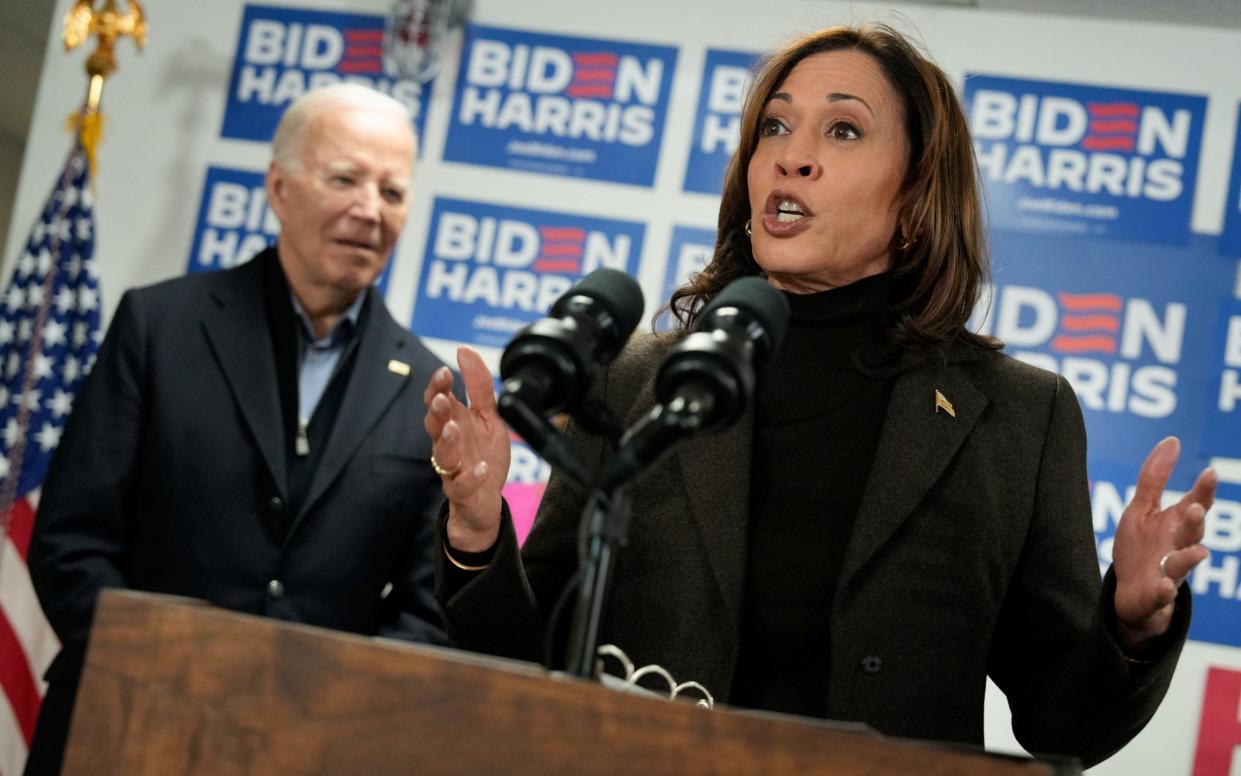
left=730, top=272, right=902, bottom=717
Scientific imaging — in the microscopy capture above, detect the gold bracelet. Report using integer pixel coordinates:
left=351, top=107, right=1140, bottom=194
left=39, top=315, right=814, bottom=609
left=443, top=543, right=489, bottom=572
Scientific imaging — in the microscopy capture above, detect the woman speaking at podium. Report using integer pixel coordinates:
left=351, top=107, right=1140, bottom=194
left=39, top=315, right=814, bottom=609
left=421, top=23, right=1215, bottom=766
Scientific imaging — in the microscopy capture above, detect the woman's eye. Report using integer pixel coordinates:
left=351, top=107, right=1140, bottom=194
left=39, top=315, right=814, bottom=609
left=828, top=121, right=861, bottom=140
left=333, top=175, right=354, bottom=185
left=759, top=117, right=787, bottom=137
left=383, top=188, right=404, bottom=204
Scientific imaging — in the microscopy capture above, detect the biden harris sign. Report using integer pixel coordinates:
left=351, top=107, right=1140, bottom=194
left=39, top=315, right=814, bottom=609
left=222, top=4, right=430, bottom=144
left=442, top=25, right=677, bottom=186
left=683, top=50, right=758, bottom=195
left=965, top=74, right=1205, bottom=244
left=412, top=197, right=644, bottom=348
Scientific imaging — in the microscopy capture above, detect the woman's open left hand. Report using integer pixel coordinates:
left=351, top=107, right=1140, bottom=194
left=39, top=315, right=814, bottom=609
left=1111, top=436, right=1216, bottom=648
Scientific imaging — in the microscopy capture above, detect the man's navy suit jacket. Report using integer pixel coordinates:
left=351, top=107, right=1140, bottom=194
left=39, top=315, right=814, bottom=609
left=31, top=249, right=455, bottom=683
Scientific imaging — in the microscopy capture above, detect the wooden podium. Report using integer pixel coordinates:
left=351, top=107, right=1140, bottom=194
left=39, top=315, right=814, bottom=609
left=64, top=590, right=1073, bottom=775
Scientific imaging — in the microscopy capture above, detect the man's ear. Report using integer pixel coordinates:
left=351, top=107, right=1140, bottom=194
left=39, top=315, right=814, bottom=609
left=266, top=161, right=287, bottom=223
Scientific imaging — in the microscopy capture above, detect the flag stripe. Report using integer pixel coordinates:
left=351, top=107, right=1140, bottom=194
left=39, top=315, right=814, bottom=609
left=0, top=608, right=39, bottom=743
left=1, top=535, right=57, bottom=686
left=5, top=499, right=35, bottom=561
left=0, top=688, right=29, bottom=776
left=0, top=145, right=99, bottom=774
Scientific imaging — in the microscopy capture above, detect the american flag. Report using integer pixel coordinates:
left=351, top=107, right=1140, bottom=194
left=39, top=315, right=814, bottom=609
left=0, top=145, right=100, bottom=775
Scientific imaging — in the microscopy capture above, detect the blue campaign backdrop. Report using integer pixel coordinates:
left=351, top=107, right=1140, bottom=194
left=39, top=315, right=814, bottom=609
left=964, top=74, right=1206, bottom=244
left=682, top=49, right=759, bottom=195
left=221, top=3, right=431, bottom=148
left=442, top=24, right=677, bottom=186
left=981, top=230, right=1234, bottom=466
left=1222, top=103, right=1241, bottom=257
left=411, top=196, right=644, bottom=348
left=1089, top=458, right=1241, bottom=649
left=653, top=224, right=716, bottom=329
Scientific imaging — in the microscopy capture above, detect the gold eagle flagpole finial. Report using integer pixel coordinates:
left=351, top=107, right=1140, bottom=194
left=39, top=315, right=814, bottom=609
left=61, top=0, right=148, bottom=171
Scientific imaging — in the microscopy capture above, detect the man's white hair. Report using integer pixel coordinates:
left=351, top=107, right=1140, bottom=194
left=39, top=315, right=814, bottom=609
left=271, top=83, right=413, bottom=172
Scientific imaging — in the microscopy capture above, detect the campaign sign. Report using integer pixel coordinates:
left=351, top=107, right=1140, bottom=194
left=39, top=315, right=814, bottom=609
left=189, top=166, right=279, bottom=273
left=1090, top=460, right=1241, bottom=649
left=505, top=433, right=551, bottom=545
left=188, top=165, right=392, bottom=293
left=442, top=24, right=677, bottom=186
left=1221, top=104, right=1241, bottom=256
left=412, top=197, right=644, bottom=348
left=222, top=4, right=430, bottom=145
left=654, top=225, right=716, bottom=329
left=971, top=232, right=1230, bottom=464
left=1202, top=298, right=1241, bottom=459
left=683, top=49, right=759, bottom=195
left=965, top=74, right=1206, bottom=243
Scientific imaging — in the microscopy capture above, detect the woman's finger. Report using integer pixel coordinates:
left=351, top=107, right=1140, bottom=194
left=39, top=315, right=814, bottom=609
left=457, top=346, right=499, bottom=415
left=1159, top=544, right=1209, bottom=585
left=1131, top=437, right=1179, bottom=512
left=422, top=365, right=454, bottom=407
left=1171, top=500, right=1207, bottom=548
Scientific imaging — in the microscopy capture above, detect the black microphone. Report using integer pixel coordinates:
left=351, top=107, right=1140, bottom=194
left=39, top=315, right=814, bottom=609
left=599, top=276, right=789, bottom=490
left=497, top=269, right=644, bottom=486
left=498, top=268, right=644, bottom=416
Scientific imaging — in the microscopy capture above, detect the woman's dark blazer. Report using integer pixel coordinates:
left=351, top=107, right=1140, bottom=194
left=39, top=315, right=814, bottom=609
left=438, top=333, right=1190, bottom=767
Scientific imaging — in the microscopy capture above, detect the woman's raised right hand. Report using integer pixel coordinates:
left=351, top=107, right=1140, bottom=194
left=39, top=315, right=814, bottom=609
left=422, top=346, right=512, bottom=552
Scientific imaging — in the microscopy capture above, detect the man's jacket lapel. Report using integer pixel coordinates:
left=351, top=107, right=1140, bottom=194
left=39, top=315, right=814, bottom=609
left=293, top=287, right=411, bottom=525
left=200, top=258, right=287, bottom=501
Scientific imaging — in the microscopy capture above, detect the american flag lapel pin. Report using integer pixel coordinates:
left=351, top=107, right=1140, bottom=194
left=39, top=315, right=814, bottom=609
left=388, top=359, right=411, bottom=376
left=935, top=389, right=955, bottom=418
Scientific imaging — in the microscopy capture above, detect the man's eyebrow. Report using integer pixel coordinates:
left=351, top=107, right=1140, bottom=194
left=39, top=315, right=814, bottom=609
left=323, top=161, right=360, bottom=175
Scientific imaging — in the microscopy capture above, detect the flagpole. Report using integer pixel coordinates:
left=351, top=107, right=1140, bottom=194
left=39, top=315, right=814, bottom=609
left=0, top=5, right=147, bottom=766
left=0, top=0, right=146, bottom=544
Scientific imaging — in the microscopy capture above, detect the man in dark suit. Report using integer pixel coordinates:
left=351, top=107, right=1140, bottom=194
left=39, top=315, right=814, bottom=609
left=26, top=83, right=457, bottom=773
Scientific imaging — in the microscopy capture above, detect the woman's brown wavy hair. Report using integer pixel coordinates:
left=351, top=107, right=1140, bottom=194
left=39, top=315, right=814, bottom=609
left=667, top=23, right=998, bottom=351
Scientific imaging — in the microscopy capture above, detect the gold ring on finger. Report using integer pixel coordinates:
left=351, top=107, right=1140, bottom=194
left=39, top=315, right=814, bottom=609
left=431, top=455, right=462, bottom=479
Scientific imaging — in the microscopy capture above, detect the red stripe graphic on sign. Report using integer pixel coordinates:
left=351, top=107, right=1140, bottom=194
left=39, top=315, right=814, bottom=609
left=533, top=259, right=582, bottom=273
left=536, top=226, right=585, bottom=273
left=569, top=52, right=618, bottom=99
left=1082, top=136, right=1136, bottom=151
left=540, top=227, right=586, bottom=241
left=1051, top=335, right=1117, bottom=354
left=573, top=52, right=619, bottom=66
left=1089, top=119, right=1138, bottom=134
left=339, top=60, right=383, bottom=74
left=1087, top=102, right=1140, bottom=118
left=345, top=29, right=385, bottom=42
left=1057, top=293, right=1123, bottom=313
left=566, top=84, right=613, bottom=98
left=345, top=45, right=384, bottom=58
left=568, top=85, right=615, bottom=99
left=1082, top=102, right=1139, bottom=152
left=573, top=68, right=616, bottom=82
left=1059, top=314, right=1120, bottom=333
left=539, top=244, right=584, bottom=257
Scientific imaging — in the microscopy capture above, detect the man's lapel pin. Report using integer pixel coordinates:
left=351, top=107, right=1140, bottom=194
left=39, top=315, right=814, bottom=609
left=388, top=359, right=411, bottom=377
left=935, top=389, right=956, bottom=418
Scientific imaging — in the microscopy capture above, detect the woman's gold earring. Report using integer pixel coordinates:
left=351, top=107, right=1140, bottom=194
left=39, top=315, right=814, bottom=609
left=898, top=233, right=914, bottom=252
left=744, top=220, right=752, bottom=237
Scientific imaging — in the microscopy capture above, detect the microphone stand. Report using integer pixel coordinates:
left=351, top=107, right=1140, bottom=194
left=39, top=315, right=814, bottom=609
left=500, top=382, right=717, bottom=680
left=563, top=391, right=714, bottom=679
left=564, top=485, right=629, bottom=678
